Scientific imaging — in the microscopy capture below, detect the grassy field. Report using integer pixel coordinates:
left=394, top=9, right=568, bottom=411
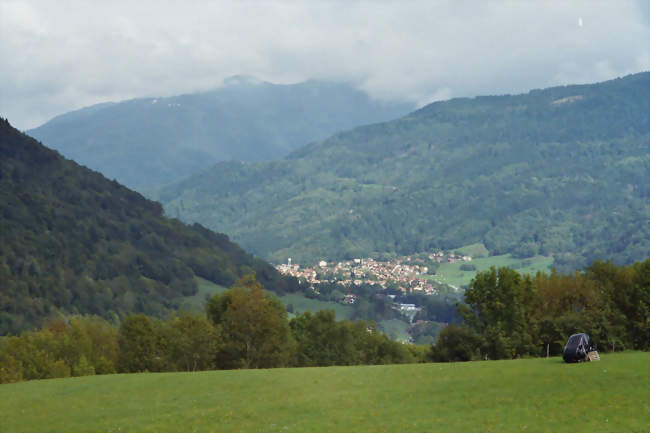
left=279, top=293, right=354, bottom=320
left=427, top=254, right=554, bottom=289
left=1, top=352, right=647, bottom=433
left=452, top=242, right=489, bottom=258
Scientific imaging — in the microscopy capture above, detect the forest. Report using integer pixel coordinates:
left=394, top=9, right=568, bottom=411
left=154, top=72, right=650, bottom=270
left=2, top=259, right=646, bottom=383
left=0, top=118, right=299, bottom=335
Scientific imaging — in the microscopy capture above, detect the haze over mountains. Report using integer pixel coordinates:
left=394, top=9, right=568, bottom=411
left=152, top=72, right=650, bottom=270
left=27, top=78, right=414, bottom=189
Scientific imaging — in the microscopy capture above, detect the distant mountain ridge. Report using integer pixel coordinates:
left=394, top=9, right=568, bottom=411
left=27, top=79, right=414, bottom=189
left=0, top=119, right=297, bottom=334
left=153, top=72, right=650, bottom=269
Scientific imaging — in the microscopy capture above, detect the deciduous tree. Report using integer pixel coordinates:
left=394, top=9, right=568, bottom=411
left=208, top=274, right=294, bottom=369
left=117, top=314, right=157, bottom=372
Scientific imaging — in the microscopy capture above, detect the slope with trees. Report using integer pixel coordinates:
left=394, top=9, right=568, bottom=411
left=0, top=275, right=417, bottom=383
left=0, top=119, right=297, bottom=335
left=155, top=72, right=650, bottom=269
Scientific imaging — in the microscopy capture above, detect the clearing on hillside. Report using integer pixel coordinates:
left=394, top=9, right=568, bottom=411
left=428, top=253, right=553, bottom=288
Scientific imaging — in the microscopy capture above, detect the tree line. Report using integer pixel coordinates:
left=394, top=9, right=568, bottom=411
left=432, top=259, right=649, bottom=361
left=0, top=275, right=425, bottom=383
left=2, top=259, right=647, bottom=383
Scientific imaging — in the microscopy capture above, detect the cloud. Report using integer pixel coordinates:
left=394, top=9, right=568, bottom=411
left=1, top=0, right=648, bottom=129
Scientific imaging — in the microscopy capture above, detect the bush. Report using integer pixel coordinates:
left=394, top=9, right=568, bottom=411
left=49, top=359, right=71, bottom=378
left=0, top=353, right=23, bottom=383
left=430, top=325, right=480, bottom=362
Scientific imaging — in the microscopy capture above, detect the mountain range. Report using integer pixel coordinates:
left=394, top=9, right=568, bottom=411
left=27, top=77, right=413, bottom=189
left=151, top=72, right=650, bottom=269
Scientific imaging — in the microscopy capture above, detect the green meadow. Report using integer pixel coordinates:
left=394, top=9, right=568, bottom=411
left=452, top=243, right=490, bottom=258
left=428, top=254, right=554, bottom=288
left=1, top=352, right=647, bottom=433
left=174, top=277, right=227, bottom=311
left=279, top=293, right=354, bottom=320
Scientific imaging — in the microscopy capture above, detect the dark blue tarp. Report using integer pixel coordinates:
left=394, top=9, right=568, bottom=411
left=563, top=333, right=595, bottom=363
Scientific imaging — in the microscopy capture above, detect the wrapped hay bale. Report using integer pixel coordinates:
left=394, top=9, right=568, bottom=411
left=586, top=351, right=600, bottom=361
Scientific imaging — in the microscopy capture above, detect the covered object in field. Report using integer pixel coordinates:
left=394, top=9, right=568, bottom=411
left=563, top=333, right=596, bottom=363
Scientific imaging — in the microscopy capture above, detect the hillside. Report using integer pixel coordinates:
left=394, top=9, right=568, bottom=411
left=1, top=352, right=648, bottom=432
left=27, top=78, right=413, bottom=189
left=154, top=72, right=650, bottom=269
left=0, top=119, right=297, bottom=334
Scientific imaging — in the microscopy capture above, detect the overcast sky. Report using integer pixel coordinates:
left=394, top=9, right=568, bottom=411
left=1, top=0, right=649, bottom=130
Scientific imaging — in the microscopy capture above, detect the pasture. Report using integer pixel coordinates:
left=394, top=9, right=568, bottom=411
left=428, top=254, right=554, bottom=289
left=1, top=352, right=647, bottom=432
left=279, top=293, right=354, bottom=320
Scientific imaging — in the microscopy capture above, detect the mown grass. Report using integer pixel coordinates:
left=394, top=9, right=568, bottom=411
left=1, top=352, right=647, bottom=433
left=429, top=254, right=554, bottom=288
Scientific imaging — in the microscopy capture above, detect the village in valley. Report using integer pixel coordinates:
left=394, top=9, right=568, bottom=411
left=275, top=251, right=473, bottom=304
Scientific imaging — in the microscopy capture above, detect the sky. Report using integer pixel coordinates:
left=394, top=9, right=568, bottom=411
left=1, top=0, right=649, bottom=130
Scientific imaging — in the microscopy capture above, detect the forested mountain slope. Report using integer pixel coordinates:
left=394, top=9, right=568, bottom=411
left=154, top=72, right=650, bottom=269
left=0, top=119, right=297, bottom=334
left=27, top=78, right=413, bottom=189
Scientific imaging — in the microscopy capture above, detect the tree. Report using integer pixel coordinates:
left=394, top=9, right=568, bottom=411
left=289, top=310, right=411, bottom=366
left=208, top=274, right=294, bottom=369
left=290, top=310, right=354, bottom=366
left=205, top=290, right=232, bottom=326
left=430, top=325, right=480, bottom=362
left=117, top=314, right=157, bottom=373
left=72, top=355, right=95, bottom=376
left=0, top=352, right=23, bottom=383
left=585, top=259, right=650, bottom=350
left=460, top=267, right=535, bottom=359
left=165, top=312, right=220, bottom=372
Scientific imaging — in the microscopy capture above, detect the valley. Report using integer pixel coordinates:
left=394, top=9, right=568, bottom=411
left=271, top=247, right=553, bottom=343
left=2, top=4, right=649, bottom=432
